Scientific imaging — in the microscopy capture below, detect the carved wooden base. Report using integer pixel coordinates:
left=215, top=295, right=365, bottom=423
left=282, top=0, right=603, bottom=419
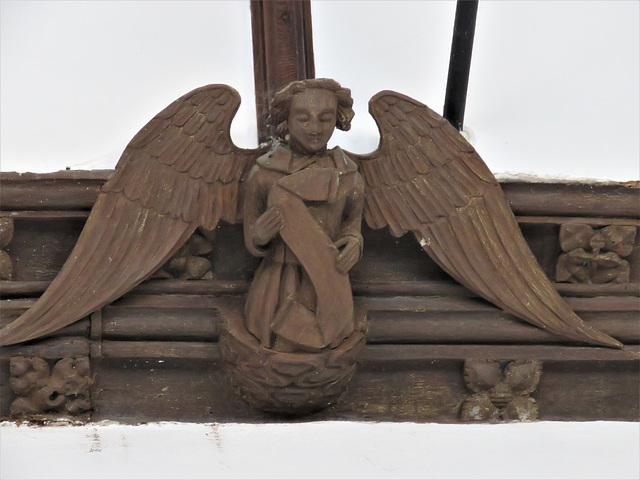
left=219, top=305, right=366, bottom=414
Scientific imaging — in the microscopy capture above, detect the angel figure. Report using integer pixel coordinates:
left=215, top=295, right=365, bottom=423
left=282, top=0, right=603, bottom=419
left=242, top=80, right=364, bottom=353
left=0, top=78, right=621, bottom=412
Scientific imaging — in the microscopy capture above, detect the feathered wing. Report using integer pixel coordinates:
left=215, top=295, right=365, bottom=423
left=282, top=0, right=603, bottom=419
left=0, top=85, right=263, bottom=346
left=351, top=91, right=622, bottom=348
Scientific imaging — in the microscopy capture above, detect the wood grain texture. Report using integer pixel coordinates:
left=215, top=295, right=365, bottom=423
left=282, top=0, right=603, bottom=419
left=0, top=85, right=265, bottom=346
left=3, top=279, right=639, bottom=298
left=251, top=0, right=314, bottom=142
left=35, top=341, right=632, bottom=363
left=83, top=355, right=638, bottom=423
left=0, top=171, right=111, bottom=211
left=352, top=91, right=622, bottom=348
left=503, top=182, right=640, bottom=218
left=517, top=216, right=640, bottom=227
left=2, top=171, right=637, bottom=219
left=0, top=336, right=90, bottom=360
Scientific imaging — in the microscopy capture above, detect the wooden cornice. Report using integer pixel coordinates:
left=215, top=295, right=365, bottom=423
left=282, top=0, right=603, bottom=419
left=2, top=170, right=638, bottom=219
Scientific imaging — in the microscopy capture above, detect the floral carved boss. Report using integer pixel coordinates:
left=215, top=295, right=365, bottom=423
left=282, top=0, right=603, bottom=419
left=461, top=359, right=542, bottom=422
left=9, top=356, right=91, bottom=416
left=556, top=224, right=637, bottom=284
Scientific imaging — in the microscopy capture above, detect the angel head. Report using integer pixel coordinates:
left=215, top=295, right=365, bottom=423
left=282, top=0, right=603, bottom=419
left=269, top=78, right=355, bottom=154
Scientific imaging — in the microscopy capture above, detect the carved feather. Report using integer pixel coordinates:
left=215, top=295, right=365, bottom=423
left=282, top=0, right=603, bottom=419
left=0, top=85, right=263, bottom=346
left=352, top=91, right=622, bottom=348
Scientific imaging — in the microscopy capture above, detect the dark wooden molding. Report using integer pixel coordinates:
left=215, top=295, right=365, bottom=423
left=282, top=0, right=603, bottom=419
left=250, top=0, right=315, bottom=143
left=0, top=170, right=112, bottom=211
left=502, top=181, right=640, bottom=218
left=2, top=279, right=639, bottom=298
left=2, top=170, right=638, bottom=218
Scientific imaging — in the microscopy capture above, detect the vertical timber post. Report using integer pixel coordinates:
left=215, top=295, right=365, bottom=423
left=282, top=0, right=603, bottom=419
left=251, top=0, right=315, bottom=143
left=443, top=0, right=479, bottom=131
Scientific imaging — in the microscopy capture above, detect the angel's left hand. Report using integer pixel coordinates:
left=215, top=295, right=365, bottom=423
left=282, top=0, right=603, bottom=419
left=335, top=236, right=361, bottom=274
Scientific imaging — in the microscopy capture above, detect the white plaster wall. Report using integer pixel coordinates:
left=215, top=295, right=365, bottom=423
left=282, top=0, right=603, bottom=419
left=0, top=1, right=257, bottom=172
left=1, top=1, right=638, bottom=180
left=2, top=421, right=639, bottom=479
left=313, top=1, right=639, bottom=181
left=0, top=2, right=638, bottom=479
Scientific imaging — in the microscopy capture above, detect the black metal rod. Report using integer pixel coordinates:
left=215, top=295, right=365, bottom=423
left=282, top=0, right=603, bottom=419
left=443, top=0, right=479, bottom=131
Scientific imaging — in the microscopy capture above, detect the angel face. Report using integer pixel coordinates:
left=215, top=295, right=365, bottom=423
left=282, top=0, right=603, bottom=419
left=287, top=88, right=338, bottom=155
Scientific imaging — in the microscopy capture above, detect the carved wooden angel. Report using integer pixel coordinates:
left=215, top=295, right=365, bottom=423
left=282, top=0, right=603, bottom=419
left=242, top=83, right=364, bottom=353
left=0, top=78, right=622, bottom=356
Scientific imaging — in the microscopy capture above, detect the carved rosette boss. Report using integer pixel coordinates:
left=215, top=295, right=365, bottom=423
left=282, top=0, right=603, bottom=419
left=556, top=224, right=637, bottom=284
left=461, top=359, right=542, bottom=422
left=9, top=356, right=91, bottom=416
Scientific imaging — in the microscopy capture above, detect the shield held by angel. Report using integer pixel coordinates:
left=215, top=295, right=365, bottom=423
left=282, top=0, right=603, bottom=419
left=0, top=79, right=622, bottom=413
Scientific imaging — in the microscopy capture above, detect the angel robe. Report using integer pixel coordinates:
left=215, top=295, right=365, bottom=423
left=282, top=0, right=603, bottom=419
left=243, top=144, right=365, bottom=352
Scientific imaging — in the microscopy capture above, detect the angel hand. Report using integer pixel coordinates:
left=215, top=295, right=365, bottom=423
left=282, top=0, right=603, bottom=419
left=253, top=206, right=284, bottom=247
left=334, top=236, right=361, bottom=274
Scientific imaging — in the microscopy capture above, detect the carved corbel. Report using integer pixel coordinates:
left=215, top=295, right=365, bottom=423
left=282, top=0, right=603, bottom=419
left=220, top=308, right=367, bottom=414
left=461, top=359, right=542, bottom=422
left=9, top=356, right=91, bottom=417
left=0, top=218, right=14, bottom=280
left=556, top=224, right=637, bottom=284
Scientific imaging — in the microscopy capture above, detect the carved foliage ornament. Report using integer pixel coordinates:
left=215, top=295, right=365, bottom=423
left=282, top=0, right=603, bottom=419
left=557, top=224, right=637, bottom=284
left=461, top=359, right=542, bottom=422
left=154, top=228, right=215, bottom=280
left=0, top=79, right=622, bottom=414
left=9, top=356, right=91, bottom=416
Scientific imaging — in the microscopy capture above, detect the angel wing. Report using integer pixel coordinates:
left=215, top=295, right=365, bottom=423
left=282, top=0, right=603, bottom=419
left=351, top=91, right=622, bottom=348
left=0, top=84, right=263, bottom=346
